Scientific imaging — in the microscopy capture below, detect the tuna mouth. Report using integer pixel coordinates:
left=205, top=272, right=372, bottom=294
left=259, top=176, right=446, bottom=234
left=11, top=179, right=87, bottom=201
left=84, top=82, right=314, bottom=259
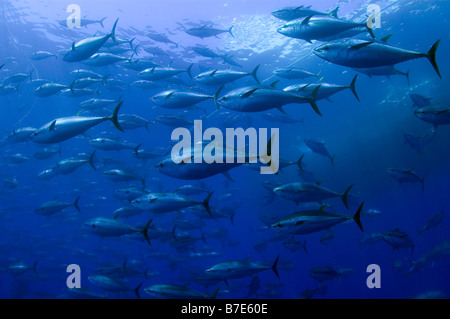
left=276, top=28, right=286, bottom=35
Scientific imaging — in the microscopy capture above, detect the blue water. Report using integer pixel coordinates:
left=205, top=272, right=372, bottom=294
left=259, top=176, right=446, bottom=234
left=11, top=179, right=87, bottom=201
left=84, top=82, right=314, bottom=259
left=0, top=0, right=449, bottom=299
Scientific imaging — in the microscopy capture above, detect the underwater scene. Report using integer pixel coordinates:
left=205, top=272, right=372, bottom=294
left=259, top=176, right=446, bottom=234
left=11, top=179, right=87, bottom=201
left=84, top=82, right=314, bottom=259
left=0, top=0, right=449, bottom=300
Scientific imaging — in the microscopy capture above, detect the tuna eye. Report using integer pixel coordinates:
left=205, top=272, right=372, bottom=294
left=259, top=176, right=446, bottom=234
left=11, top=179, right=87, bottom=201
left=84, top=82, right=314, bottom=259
left=276, top=223, right=282, bottom=228
left=91, top=224, right=96, bottom=228
left=222, top=97, right=227, bottom=100
left=323, top=45, right=329, bottom=51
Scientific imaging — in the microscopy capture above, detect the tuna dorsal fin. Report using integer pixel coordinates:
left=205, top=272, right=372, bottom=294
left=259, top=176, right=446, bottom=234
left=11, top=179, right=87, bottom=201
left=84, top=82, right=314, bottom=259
left=270, top=80, right=280, bottom=88
left=222, top=171, right=234, bottom=182
left=72, top=42, right=76, bottom=51
left=49, top=120, right=57, bottom=131
left=240, top=88, right=258, bottom=98
left=209, top=69, right=218, bottom=76
left=277, top=106, right=286, bottom=115
left=302, top=15, right=313, bottom=25
left=320, top=204, right=327, bottom=211
left=316, top=179, right=322, bottom=186
left=350, top=41, right=374, bottom=50
left=381, top=34, right=393, bottom=43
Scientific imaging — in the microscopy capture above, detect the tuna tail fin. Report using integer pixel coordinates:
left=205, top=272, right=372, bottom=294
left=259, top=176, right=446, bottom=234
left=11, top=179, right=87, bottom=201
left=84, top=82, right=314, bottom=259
left=296, top=154, right=305, bottom=173
left=230, top=211, right=235, bottom=225
left=306, top=85, right=322, bottom=116
left=108, top=101, right=124, bottom=132
left=202, top=191, right=214, bottom=216
left=132, top=43, right=141, bottom=56
left=102, top=74, right=110, bottom=86
left=99, top=17, right=107, bottom=28
left=140, top=219, right=153, bottom=246
left=353, top=202, right=364, bottom=232
left=133, top=143, right=142, bottom=158
left=366, top=24, right=376, bottom=39
left=425, top=39, right=441, bottom=78
left=405, top=70, right=411, bottom=87
left=210, top=287, right=220, bottom=299
left=228, top=26, right=234, bottom=38
left=251, top=64, right=260, bottom=84
left=271, top=255, right=280, bottom=279
left=69, top=80, right=75, bottom=94
left=88, top=150, right=96, bottom=170
left=129, top=37, right=136, bottom=50
left=186, top=63, right=193, bottom=79
left=110, top=18, right=119, bottom=43
left=32, top=262, right=38, bottom=276
left=417, top=228, right=424, bottom=239
left=348, top=74, right=360, bottom=102
left=302, top=240, right=308, bottom=254
left=141, top=175, right=147, bottom=189
left=73, top=195, right=81, bottom=213
left=330, top=154, right=336, bottom=167
left=134, top=283, right=143, bottom=299
left=329, top=6, right=339, bottom=18
left=201, top=232, right=207, bottom=244
left=214, top=85, right=224, bottom=109
left=341, top=184, right=353, bottom=210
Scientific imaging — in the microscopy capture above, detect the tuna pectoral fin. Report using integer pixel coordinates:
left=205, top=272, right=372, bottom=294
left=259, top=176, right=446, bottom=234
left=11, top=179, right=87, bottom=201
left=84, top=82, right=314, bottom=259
left=73, top=195, right=81, bottom=213
left=350, top=41, right=374, bottom=50
left=109, top=101, right=124, bottom=132
left=425, top=39, right=441, bottom=78
left=271, top=255, right=280, bottom=279
left=348, top=75, right=360, bottom=102
left=241, top=88, right=258, bottom=98
left=353, top=202, right=364, bottom=232
left=341, top=184, right=353, bottom=210
left=202, top=191, right=214, bottom=216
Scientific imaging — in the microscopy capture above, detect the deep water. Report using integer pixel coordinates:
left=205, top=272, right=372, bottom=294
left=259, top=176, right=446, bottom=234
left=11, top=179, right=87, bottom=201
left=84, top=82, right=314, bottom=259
left=0, top=0, right=449, bottom=299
